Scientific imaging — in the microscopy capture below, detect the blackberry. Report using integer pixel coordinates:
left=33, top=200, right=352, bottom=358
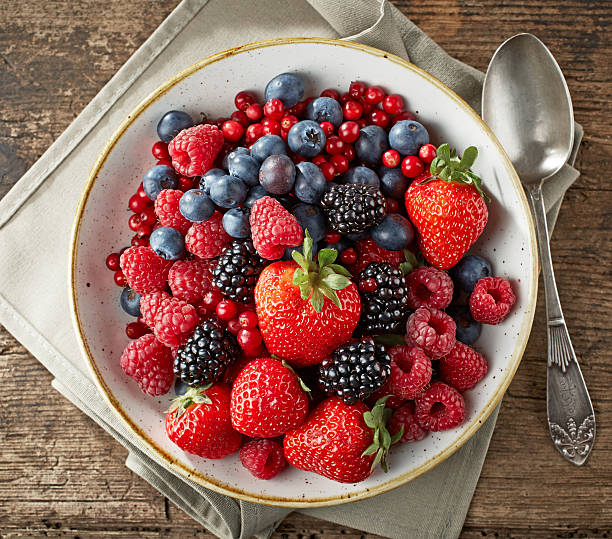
left=359, top=262, right=410, bottom=334
left=319, top=339, right=391, bottom=404
left=212, top=240, right=265, bottom=303
left=320, top=183, right=386, bottom=235
left=174, top=317, right=240, bottom=386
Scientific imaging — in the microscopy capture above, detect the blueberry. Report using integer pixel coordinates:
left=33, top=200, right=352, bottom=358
left=284, top=240, right=319, bottom=261
left=346, top=230, right=370, bottom=242
left=223, top=146, right=249, bottom=170
left=294, top=162, right=327, bottom=204
left=156, top=111, right=194, bottom=143
left=264, top=72, right=305, bottom=108
left=451, top=255, right=493, bottom=293
left=209, top=175, right=247, bottom=208
left=222, top=207, right=251, bottom=238
left=174, top=378, right=189, bottom=396
left=244, top=185, right=270, bottom=208
left=388, top=120, right=429, bottom=156
left=288, top=120, right=326, bottom=158
left=320, top=237, right=353, bottom=255
left=379, top=167, right=409, bottom=200
left=150, top=226, right=185, bottom=260
left=120, top=287, right=141, bottom=317
left=371, top=214, right=414, bottom=250
left=305, top=97, right=343, bottom=127
left=199, top=168, right=226, bottom=193
left=292, top=203, right=326, bottom=242
left=259, top=154, right=296, bottom=194
left=343, top=166, right=380, bottom=188
left=142, top=165, right=179, bottom=201
left=179, top=189, right=215, bottom=222
left=355, top=125, right=388, bottom=166
left=250, top=135, right=287, bottom=163
left=447, top=305, right=481, bottom=345
left=228, top=153, right=260, bottom=186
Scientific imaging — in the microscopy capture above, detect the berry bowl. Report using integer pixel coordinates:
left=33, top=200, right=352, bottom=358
left=70, top=38, right=537, bottom=507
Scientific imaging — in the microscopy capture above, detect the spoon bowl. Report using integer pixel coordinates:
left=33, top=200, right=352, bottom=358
left=482, top=33, right=574, bottom=186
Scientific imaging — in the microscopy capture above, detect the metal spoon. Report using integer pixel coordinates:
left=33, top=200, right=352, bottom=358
left=482, top=33, right=595, bottom=465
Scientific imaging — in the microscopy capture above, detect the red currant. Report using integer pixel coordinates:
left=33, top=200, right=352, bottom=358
left=131, top=235, right=149, bottom=247
left=105, top=253, right=121, bottom=271
left=136, top=224, right=153, bottom=237
left=202, top=289, right=223, bottom=310
left=419, top=143, right=437, bottom=164
left=382, top=149, right=401, bottom=168
left=287, top=100, right=307, bottom=117
left=312, top=155, right=327, bottom=166
left=245, top=103, right=263, bottom=121
left=280, top=114, right=298, bottom=131
left=343, top=100, right=363, bottom=121
left=137, top=184, right=148, bottom=200
left=360, top=99, right=374, bottom=116
left=245, top=123, right=264, bottom=143
left=339, top=92, right=352, bottom=105
left=343, top=144, right=356, bottom=161
left=216, top=299, right=238, bottom=321
left=238, top=310, right=258, bottom=330
left=356, top=118, right=367, bottom=129
left=330, top=154, right=349, bottom=175
left=349, top=81, right=366, bottom=98
left=320, top=88, right=340, bottom=100
left=152, top=141, right=169, bottom=160
left=368, top=109, right=390, bottom=129
left=401, top=155, right=425, bottom=178
left=140, top=206, right=157, bottom=226
left=222, top=120, right=244, bottom=142
left=382, top=94, right=404, bottom=115
left=385, top=197, right=399, bottom=213
left=156, top=158, right=172, bottom=167
left=391, top=110, right=417, bottom=125
left=280, top=129, right=289, bottom=141
left=340, top=248, right=357, bottom=265
left=358, top=278, right=378, bottom=293
left=227, top=318, right=241, bottom=335
left=338, top=121, right=360, bottom=143
left=237, top=328, right=263, bottom=350
left=178, top=176, right=195, bottom=191
left=235, top=91, right=256, bottom=111
left=114, top=271, right=127, bottom=287
left=319, top=162, right=335, bottom=182
left=261, top=118, right=281, bottom=136
left=324, top=231, right=341, bottom=244
left=263, top=99, right=284, bottom=120
left=126, top=321, right=150, bottom=339
left=214, top=117, right=229, bottom=129
left=319, top=121, right=334, bottom=137
left=230, top=109, right=250, bottom=127
left=291, top=153, right=306, bottom=164
left=364, top=86, right=385, bottom=105
left=129, top=194, right=148, bottom=213
left=128, top=213, right=142, bottom=231
left=325, top=135, right=344, bottom=155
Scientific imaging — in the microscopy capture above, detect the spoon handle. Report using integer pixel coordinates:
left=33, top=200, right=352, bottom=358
left=528, top=186, right=595, bottom=465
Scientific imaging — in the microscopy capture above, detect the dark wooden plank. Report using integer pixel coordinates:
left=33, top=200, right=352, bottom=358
left=0, top=0, right=611, bottom=538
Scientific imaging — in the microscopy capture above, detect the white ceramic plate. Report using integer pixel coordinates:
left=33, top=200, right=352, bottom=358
left=70, top=38, right=538, bottom=507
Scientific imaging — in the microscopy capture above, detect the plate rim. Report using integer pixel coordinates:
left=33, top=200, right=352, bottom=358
left=69, top=36, right=538, bottom=508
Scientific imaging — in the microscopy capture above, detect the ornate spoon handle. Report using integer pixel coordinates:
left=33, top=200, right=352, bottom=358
left=528, top=185, right=595, bottom=465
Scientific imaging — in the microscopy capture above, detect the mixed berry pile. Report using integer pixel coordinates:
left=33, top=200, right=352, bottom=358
left=105, top=73, right=517, bottom=484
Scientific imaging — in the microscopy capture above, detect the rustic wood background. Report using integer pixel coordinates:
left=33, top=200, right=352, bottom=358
left=1, top=1, right=610, bottom=537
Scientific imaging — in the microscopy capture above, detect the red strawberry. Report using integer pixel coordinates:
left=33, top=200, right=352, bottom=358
left=255, top=233, right=360, bottom=367
left=284, top=396, right=401, bottom=483
left=405, top=144, right=488, bottom=269
left=165, top=383, right=242, bottom=459
left=230, top=357, right=310, bottom=437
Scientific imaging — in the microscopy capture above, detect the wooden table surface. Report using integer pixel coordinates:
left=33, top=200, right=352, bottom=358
left=1, top=1, right=611, bottom=537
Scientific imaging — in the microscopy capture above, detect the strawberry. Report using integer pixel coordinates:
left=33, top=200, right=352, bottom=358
left=165, top=383, right=242, bottom=459
left=255, top=232, right=360, bottom=367
left=283, top=396, right=402, bottom=483
left=230, top=357, right=310, bottom=437
left=405, top=144, right=489, bottom=270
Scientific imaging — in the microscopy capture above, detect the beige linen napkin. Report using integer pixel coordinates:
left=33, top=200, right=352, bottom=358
left=0, top=1, right=582, bottom=538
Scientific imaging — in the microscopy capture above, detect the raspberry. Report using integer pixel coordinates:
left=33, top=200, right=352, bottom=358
left=249, top=196, right=303, bottom=259
left=153, top=297, right=199, bottom=348
left=405, top=267, right=454, bottom=310
left=119, top=246, right=172, bottom=294
left=185, top=212, right=231, bottom=259
left=405, top=306, right=456, bottom=359
left=168, top=259, right=215, bottom=303
left=415, top=382, right=465, bottom=431
left=168, top=124, right=224, bottom=177
left=440, top=342, right=488, bottom=391
left=386, top=345, right=432, bottom=399
left=120, top=334, right=174, bottom=396
left=469, top=277, right=516, bottom=325
left=388, top=402, right=428, bottom=443
left=368, top=381, right=406, bottom=410
left=154, top=189, right=191, bottom=235
left=347, top=239, right=404, bottom=275
left=140, top=290, right=172, bottom=328
left=239, top=438, right=287, bottom=480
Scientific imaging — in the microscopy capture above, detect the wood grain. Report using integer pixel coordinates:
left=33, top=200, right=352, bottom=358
left=0, top=0, right=611, bottom=537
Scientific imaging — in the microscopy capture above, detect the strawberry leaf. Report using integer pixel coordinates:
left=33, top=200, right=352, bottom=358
left=328, top=264, right=352, bottom=278
left=292, top=251, right=308, bottom=271
left=167, top=384, right=212, bottom=419
left=361, top=442, right=379, bottom=456
left=459, top=146, right=478, bottom=170
left=322, top=274, right=351, bottom=290
left=317, top=248, right=337, bottom=266
left=293, top=269, right=308, bottom=286
left=319, top=284, right=342, bottom=309
left=362, top=395, right=402, bottom=473
left=390, top=426, right=404, bottom=445
left=282, top=360, right=312, bottom=396
left=311, top=288, right=324, bottom=313
left=363, top=411, right=376, bottom=428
